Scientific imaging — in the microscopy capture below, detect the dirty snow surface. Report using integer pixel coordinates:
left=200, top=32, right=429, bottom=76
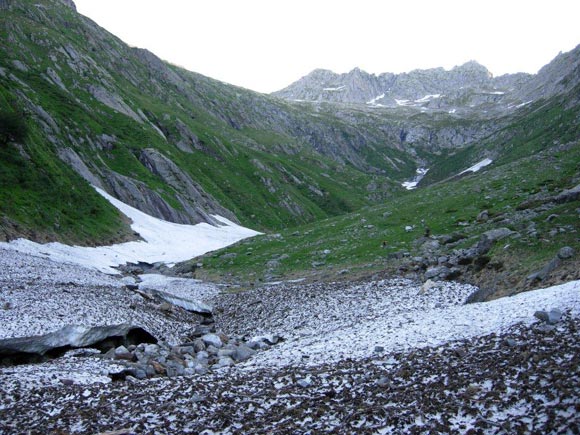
left=1, top=249, right=580, bottom=434
left=0, top=187, right=260, bottom=274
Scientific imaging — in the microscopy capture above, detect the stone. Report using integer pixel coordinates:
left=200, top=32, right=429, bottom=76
left=159, top=302, right=173, bottom=312
left=557, top=246, right=575, bottom=260
left=505, top=338, right=518, bottom=347
left=477, top=210, right=489, bottom=222
left=193, top=338, right=206, bottom=352
left=482, top=228, right=515, bottom=242
left=533, top=309, right=561, bottom=324
left=217, top=348, right=236, bottom=358
left=213, top=357, right=234, bottom=369
left=377, top=377, right=390, bottom=387
left=233, top=345, right=256, bottom=362
left=374, top=346, right=385, bottom=353
left=547, top=308, right=563, bottom=324
left=527, top=257, right=561, bottom=282
left=555, top=184, right=580, bottom=204
left=194, top=363, right=209, bottom=375
left=166, top=362, right=185, bottom=377
left=114, top=346, right=135, bottom=361
left=534, top=310, right=549, bottom=322
left=425, top=266, right=450, bottom=280
left=201, top=333, right=223, bottom=349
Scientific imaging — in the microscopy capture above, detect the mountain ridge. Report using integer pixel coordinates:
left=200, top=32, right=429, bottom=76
left=273, top=49, right=580, bottom=112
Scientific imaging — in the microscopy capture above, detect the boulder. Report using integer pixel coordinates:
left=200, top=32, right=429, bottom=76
left=201, top=333, right=223, bottom=349
left=555, top=184, right=580, bottom=204
left=534, top=308, right=562, bottom=324
left=557, top=246, right=575, bottom=260
left=527, top=257, right=561, bottom=282
left=213, top=357, right=234, bottom=369
left=482, top=228, right=515, bottom=242
left=477, top=210, right=489, bottom=222
left=233, top=345, right=256, bottom=362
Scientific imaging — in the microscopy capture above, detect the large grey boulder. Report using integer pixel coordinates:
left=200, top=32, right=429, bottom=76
left=555, top=185, right=580, bottom=204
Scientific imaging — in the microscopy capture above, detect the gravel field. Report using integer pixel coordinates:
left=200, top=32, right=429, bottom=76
left=0, top=248, right=579, bottom=434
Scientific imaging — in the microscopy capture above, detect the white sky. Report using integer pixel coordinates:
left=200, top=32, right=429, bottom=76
left=73, top=0, right=580, bottom=94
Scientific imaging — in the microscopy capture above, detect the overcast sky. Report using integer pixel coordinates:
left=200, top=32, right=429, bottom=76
left=73, top=0, right=580, bottom=94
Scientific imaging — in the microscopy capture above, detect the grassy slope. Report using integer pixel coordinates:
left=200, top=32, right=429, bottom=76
left=0, top=0, right=417, bottom=242
left=190, top=96, right=580, bottom=294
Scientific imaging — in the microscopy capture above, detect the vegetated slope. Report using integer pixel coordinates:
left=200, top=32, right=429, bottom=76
left=188, top=84, right=580, bottom=298
left=0, top=0, right=422, bottom=242
left=1, top=0, right=578, bottom=251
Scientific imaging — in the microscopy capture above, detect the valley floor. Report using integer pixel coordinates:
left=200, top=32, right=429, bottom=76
left=0, top=248, right=579, bottom=434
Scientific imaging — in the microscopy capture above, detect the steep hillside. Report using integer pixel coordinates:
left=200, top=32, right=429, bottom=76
left=1, top=0, right=578, bottom=258
left=187, top=81, right=580, bottom=298
left=0, top=0, right=424, bottom=242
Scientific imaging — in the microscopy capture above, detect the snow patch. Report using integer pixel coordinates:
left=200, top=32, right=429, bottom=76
left=458, top=158, right=493, bottom=176
left=516, top=100, right=533, bottom=108
left=322, top=85, right=346, bottom=91
left=402, top=168, right=429, bottom=190
left=366, top=93, right=385, bottom=105
left=395, top=99, right=412, bottom=106
left=415, top=94, right=441, bottom=103
left=244, top=279, right=580, bottom=369
left=0, top=187, right=260, bottom=274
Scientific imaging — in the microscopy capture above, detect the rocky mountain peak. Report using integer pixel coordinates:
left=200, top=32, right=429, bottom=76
left=274, top=57, right=542, bottom=112
left=453, top=60, right=491, bottom=74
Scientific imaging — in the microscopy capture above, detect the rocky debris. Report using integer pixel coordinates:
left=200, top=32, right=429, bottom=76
left=2, top=315, right=579, bottom=434
left=103, top=325, right=267, bottom=380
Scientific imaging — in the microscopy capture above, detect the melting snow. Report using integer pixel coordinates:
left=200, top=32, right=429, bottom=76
left=241, top=279, right=580, bottom=369
left=322, top=85, right=346, bottom=91
left=402, top=168, right=429, bottom=190
left=458, top=158, right=493, bottom=176
left=415, top=94, right=441, bottom=103
left=395, top=99, right=413, bottom=106
left=516, top=100, right=533, bottom=108
left=366, top=93, right=385, bottom=105
left=0, top=187, right=260, bottom=274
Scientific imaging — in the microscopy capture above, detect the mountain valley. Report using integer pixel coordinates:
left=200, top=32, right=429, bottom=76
left=1, top=0, right=580, bottom=433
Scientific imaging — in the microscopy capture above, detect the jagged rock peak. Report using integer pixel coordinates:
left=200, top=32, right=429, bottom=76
left=452, top=60, right=492, bottom=77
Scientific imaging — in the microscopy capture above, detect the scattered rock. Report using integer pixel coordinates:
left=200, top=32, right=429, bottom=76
left=558, top=246, right=575, bottom=260
left=201, top=333, right=223, bottom=349
left=534, top=308, right=563, bottom=324
left=477, top=210, right=489, bottom=222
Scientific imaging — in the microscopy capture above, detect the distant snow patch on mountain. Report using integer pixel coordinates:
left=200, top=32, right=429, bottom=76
left=322, top=85, right=346, bottom=91
left=458, top=158, right=493, bottom=176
